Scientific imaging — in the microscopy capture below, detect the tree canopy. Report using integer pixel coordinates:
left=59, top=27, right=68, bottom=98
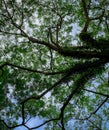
left=0, top=0, right=109, bottom=130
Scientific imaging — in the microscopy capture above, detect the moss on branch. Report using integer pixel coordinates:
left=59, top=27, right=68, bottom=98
left=79, top=32, right=109, bottom=50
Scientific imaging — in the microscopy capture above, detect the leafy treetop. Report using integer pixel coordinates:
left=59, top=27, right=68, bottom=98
left=0, top=0, right=109, bottom=130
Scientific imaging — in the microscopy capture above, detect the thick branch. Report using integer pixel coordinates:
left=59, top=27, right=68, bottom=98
left=59, top=48, right=109, bottom=59
left=20, top=59, right=107, bottom=103
left=59, top=70, right=94, bottom=120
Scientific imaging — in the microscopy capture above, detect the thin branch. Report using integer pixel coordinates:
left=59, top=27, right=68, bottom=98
left=92, top=97, right=108, bottom=115
left=83, top=89, right=109, bottom=97
left=30, top=118, right=59, bottom=129
left=28, top=37, right=59, bottom=51
left=81, top=0, right=90, bottom=32
left=24, top=124, right=32, bottom=130
left=2, top=0, right=12, bottom=18
left=90, top=10, right=105, bottom=20
left=81, top=0, right=89, bottom=20
left=21, top=103, right=25, bottom=124
left=87, top=119, right=102, bottom=130
left=25, top=116, right=31, bottom=124
left=78, top=97, right=108, bottom=120
left=0, top=119, right=23, bottom=129
left=0, top=62, right=65, bottom=75
left=48, top=27, right=57, bottom=45
left=59, top=85, right=80, bottom=120
left=20, top=0, right=24, bottom=27
left=3, top=0, right=57, bottom=51
left=49, top=47, right=53, bottom=70
left=0, top=30, right=21, bottom=36
left=56, top=25, right=59, bottom=44
left=20, top=71, right=73, bottom=104
left=105, top=16, right=109, bottom=32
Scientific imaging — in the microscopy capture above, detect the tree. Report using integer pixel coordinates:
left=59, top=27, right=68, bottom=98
left=0, top=0, right=109, bottom=129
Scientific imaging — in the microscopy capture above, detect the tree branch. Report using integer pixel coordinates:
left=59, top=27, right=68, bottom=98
left=0, top=62, right=65, bottom=75
left=83, top=89, right=109, bottom=98
left=59, top=48, right=109, bottom=59
left=81, top=0, right=90, bottom=32
left=30, top=118, right=59, bottom=129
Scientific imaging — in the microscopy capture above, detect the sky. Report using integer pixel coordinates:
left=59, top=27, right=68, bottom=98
left=14, top=117, right=46, bottom=130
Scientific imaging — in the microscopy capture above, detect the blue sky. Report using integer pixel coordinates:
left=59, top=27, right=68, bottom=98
left=14, top=117, right=46, bottom=130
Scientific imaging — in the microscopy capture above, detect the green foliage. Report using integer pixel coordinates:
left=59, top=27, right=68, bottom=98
left=0, top=0, right=109, bottom=130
